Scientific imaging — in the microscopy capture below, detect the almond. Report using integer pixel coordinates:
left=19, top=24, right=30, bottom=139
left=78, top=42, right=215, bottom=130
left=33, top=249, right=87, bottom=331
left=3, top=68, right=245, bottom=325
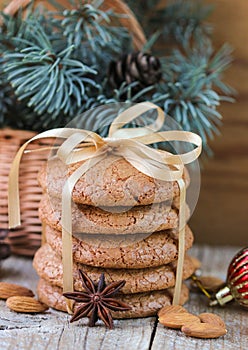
left=192, top=276, right=224, bottom=293
left=159, top=312, right=200, bottom=329
left=199, top=313, right=226, bottom=329
left=0, top=282, right=34, bottom=299
left=190, top=256, right=202, bottom=270
left=158, top=305, right=188, bottom=317
left=6, top=296, right=49, bottom=313
left=181, top=322, right=227, bottom=338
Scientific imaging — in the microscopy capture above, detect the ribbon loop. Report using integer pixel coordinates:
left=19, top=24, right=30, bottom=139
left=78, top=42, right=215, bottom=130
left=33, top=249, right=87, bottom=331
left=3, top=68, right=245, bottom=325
left=57, top=131, right=105, bottom=164
left=108, top=102, right=165, bottom=138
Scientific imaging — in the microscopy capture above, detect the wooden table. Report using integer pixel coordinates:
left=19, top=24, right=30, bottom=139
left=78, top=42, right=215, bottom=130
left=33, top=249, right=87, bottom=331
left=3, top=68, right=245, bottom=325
left=0, top=245, right=247, bottom=350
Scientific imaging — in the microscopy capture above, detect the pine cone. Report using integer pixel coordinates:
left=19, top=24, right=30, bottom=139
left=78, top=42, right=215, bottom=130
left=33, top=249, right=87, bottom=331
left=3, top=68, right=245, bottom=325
left=108, top=52, right=162, bottom=89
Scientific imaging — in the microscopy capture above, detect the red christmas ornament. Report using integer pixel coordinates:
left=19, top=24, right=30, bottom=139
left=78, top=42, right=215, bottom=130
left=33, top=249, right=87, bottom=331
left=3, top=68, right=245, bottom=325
left=210, top=247, right=248, bottom=308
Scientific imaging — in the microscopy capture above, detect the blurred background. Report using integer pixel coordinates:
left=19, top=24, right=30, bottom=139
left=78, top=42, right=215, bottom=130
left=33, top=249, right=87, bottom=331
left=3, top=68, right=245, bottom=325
left=190, top=0, right=248, bottom=245
left=0, top=0, right=247, bottom=248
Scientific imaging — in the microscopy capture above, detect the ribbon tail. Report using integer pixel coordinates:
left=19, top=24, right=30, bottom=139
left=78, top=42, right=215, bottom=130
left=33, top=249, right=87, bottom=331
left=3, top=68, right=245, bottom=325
left=8, top=142, right=27, bottom=228
left=8, top=127, right=104, bottom=229
left=172, top=178, right=186, bottom=305
left=7, top=128, right=70, bottom=228
left=61, top=155, right=106, bottom=314
left=62, top=232, right=74, bottom=314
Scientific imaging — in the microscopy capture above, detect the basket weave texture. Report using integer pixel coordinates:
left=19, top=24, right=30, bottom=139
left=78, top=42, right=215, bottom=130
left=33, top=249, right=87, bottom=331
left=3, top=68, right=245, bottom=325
left=0, top=0, right=145, bottom=256
left=0, top=129, right=50, bottom=256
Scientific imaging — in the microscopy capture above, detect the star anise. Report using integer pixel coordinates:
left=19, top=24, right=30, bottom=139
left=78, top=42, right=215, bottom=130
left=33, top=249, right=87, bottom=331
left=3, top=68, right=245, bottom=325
left=63, top=270, right=131, bottom=329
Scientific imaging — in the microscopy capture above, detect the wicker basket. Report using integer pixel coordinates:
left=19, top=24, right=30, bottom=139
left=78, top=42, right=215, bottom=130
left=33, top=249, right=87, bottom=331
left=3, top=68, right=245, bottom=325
left=0, top=129, right=52, bottom=256
left=1, top=0, right=146, bottom=256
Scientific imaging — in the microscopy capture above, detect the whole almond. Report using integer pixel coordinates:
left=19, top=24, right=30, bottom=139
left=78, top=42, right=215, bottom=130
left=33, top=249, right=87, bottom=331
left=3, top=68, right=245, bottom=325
left=158, top=305, right=188, bottom=317
left=159, top=312, right=200, bottom=329
left=0, top=282, right=34, bottom=299
left=199, top=313, right=226, bottom=329
left=190, top=256, right=202, bottom=270
left=182, top=322, right=227, bottom=338
left=192, top=276, right=224, bottom=293
left=6, top=296, right=49, bottom=313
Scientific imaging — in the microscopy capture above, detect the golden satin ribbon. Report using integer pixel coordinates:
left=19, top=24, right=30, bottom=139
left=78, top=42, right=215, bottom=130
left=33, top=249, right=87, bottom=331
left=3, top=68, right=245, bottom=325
left=8, top=102, right=202, bottom=313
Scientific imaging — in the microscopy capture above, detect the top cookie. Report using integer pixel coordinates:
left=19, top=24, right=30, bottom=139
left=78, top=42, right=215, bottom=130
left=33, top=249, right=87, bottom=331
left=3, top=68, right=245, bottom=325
left=38, top=156, right=190, bottom=207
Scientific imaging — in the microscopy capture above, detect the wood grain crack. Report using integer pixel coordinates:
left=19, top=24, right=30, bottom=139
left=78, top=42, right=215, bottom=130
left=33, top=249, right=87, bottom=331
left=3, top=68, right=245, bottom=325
left=56, top=326, right=64, bottom=350
left=148, top=317, right=158, bottom=350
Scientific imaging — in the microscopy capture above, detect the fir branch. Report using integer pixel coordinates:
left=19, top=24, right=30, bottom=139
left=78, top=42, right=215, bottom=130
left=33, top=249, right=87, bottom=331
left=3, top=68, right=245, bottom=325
left=60, top=0, right=131, bottom=59
left=161, top=43, right=234, bottom=93
left=81, top=40, right=234, bottom=152
left=3, top=20, right=98, bottom=119
left=0, top=11, right=24, bottom=51
left=127, top=0, right=213, bottom=49
left=0, top=72, right=13, bottom=127
left=0, top=0, right=233, bottom=157
left=62, top=0, right=111, bottom=49
left=151, top=44, right=234, bottom=149
left=156, top=0, right=213, bottom=48
left=0, top=5, right=52, bottom=49
left=12, top=103, right=71, bottom=131
left=77, top=82, right=156, bottom=135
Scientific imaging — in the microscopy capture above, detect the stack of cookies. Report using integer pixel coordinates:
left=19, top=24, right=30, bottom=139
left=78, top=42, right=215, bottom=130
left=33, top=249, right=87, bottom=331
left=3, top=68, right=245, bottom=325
left=33, top=155, right=196, bottom=318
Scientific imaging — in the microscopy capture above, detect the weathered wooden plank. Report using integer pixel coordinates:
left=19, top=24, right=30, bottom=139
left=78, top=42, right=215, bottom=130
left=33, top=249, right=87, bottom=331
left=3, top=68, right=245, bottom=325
left=1, top=246, right=247, bottom=350
left=151, top=245, right=248, bottom=350
left=0, top=316, right=155, bottom=350
left=0, top=256, right=155, bottom=350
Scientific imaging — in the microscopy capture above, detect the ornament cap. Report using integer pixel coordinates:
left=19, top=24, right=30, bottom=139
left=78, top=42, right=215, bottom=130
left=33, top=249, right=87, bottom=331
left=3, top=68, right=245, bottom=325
left=210, top=286, right=233, bottom=307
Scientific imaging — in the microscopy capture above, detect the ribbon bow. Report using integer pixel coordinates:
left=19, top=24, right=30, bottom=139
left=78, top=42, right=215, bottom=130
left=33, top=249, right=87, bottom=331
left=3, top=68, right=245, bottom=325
left=8, top=102, right=202, bottom=313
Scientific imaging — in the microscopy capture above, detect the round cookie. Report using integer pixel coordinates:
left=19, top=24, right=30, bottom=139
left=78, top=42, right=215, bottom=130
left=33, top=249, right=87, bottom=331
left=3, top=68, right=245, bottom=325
left=33, top=243, right=195, bottom=294
left=37, top=278, right=189, bottom=318
left=39, top=194, right=187, bottom=235
left=44, top=224, right=194, bottom=269
left=38, top=156, right=190, bottom=207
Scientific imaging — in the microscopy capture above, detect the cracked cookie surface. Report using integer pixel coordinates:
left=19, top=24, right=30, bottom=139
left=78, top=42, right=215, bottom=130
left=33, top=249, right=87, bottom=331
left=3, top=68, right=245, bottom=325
left=33, top=243, right=195, bottom=294
left=38, top=156, right=190, bottom=207
left=37, top=278, right=189, bottom=318
left=44, top=224, right=194, bottom=269
left=39, top=194, right=190, bottom=235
